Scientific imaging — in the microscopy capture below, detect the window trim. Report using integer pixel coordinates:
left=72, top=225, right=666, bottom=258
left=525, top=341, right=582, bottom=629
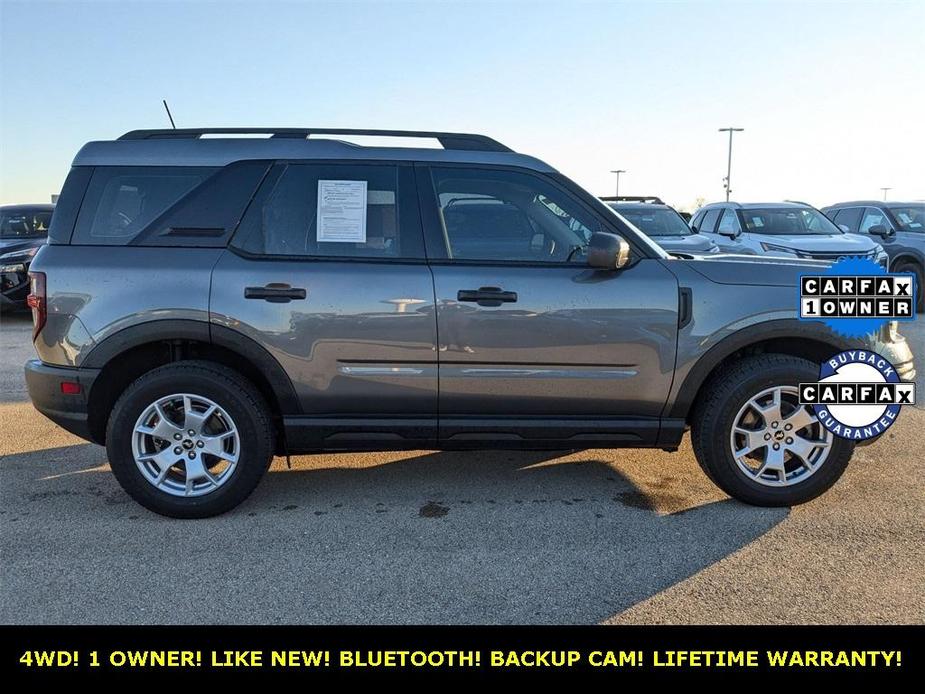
left=859, top=206, right=894, bottom=234
left=699, top=207, right=723, bottom=233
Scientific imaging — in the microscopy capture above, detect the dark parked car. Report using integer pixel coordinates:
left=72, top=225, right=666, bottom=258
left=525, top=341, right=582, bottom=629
left=602, top=198, right=719, bottom=255
left=1, top=204, right=53, bottom=312
left=24, top=128, right=914, bottom=517
left=822, top=201, right=924, bottom=310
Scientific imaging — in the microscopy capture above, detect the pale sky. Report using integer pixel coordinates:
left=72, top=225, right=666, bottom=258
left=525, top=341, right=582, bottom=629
left=1, top=0, right=923, bottom=211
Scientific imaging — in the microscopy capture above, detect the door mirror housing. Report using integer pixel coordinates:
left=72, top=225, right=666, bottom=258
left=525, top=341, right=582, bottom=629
left=718, top=228, right=741, bottom=239
left=868, top=224, right=895, bottom=240
left=587, top=232, right=631, bottom=270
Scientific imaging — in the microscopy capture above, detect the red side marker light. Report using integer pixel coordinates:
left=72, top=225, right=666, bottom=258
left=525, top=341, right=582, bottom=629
left=60, top=381, right=81, bottom=395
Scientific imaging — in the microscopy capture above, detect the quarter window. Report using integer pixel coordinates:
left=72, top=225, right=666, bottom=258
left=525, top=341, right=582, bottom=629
left=428, top=167, right=603, bottom=263
left=832, top=207, right=863, bottom=233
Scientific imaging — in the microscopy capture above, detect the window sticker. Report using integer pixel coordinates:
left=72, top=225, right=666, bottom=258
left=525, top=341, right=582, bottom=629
left=751, top=217, right=764, bottom=227
left=317, top=180, right=367, bottom=243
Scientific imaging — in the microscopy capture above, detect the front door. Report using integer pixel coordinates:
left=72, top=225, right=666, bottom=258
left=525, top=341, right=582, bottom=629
left=212, top=162, right=438, bottom=449
left=417, top=165, right=679, bottom=446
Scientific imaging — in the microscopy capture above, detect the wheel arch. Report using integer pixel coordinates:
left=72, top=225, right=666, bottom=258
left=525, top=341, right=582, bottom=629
left=669, top=319, right=854, bottom=423
left=82, top=320, right=299, bottom=448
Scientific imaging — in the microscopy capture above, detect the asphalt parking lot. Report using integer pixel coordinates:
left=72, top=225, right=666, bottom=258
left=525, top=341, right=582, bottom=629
left=1, top=310, right=922, bottom=625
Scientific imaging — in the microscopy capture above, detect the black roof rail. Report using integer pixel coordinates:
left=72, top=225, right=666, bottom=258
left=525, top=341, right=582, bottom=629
left=600, top=195, right=665, bottom=204
left=117, top=128, right=513, bottom=152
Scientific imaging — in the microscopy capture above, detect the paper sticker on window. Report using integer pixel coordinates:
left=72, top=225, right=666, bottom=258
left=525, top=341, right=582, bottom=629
left=317, top=180, right=367, bottom=243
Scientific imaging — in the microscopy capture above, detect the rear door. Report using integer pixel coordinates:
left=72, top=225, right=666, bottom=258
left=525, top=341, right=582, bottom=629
left=417, top=164, right=679, bottom=446
left=212, top=161, right=438, bottom=449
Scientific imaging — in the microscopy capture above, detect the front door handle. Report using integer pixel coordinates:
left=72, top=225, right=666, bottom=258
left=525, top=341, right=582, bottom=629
left=457, top=287, right=518, bottom=307
left=244, top=283, right=307, bottom=303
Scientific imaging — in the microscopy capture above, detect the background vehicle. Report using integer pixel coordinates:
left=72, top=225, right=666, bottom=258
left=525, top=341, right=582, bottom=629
left=0, top=204, right=53, bottom=312
left=822, top=201, right=925, bottom=310
left=601, top=196, right=719, bottom=255
left=690, top=201, right=888, bottom=266
left=24, top=128, right=914, bottom=517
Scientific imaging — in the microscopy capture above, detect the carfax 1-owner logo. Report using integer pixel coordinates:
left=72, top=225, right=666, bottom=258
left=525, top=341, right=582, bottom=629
left=799, top=256, right=916, bottom=338
left=800, top=350, right=915, bottom=440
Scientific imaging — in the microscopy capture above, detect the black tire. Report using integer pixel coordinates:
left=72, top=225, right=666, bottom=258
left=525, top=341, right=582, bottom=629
left=691, top=354, right=854, bottom=507
left=894, top=261, right=924, bottom=312
left=106, top=361, right=274, bottom=518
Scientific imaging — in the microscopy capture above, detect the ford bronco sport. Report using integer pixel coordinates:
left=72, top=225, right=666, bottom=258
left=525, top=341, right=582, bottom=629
left=24, top=128, right=916, bottom=517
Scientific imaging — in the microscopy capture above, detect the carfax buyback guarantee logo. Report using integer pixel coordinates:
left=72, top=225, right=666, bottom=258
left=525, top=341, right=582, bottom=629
left=799, top=350, right=915, bottom=440
left=798, top=256, right=916, bottom=440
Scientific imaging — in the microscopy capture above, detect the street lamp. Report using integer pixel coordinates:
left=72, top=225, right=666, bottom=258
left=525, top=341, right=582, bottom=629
left=880, top=187, right=892, bottom=201
left=610, top=169, right=627, bottom=198
left=718, top=127, right=744, bottom=201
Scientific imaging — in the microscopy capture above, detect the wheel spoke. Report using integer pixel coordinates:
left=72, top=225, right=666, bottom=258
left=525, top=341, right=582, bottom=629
left=138, top=448, right=179, bottom=484
left=783, top=406, right=816, bottom=433
left=755, top=387, right=783, bottom=422
left=734, top=426, right=767, bottom=457
left=787, top=434, right=830, bottom=465
left=200, top=432, right=237, bottom=462
left=184, top=404, right=217, bottom=435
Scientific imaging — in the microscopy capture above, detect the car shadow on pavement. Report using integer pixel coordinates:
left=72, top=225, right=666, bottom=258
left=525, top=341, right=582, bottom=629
left=1, top=442, right=788, bottom=625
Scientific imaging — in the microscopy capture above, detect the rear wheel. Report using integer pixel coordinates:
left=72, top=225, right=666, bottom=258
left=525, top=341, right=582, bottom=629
left=106, top=361, right=274, bottom=518
left=691, top=354, right=854, bottom=506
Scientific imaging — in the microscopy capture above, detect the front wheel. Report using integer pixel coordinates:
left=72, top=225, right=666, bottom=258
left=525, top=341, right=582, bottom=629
left=106, top=361, right=274, bottom=518
left=691, top=354, right=854, bottom=506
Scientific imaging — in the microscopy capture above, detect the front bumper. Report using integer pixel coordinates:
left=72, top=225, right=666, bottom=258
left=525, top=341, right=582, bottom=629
left=24, top=359, right=100, bottom=443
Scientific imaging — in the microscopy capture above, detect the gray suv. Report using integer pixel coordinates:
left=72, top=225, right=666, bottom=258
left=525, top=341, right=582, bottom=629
left=24, top=128, right=916, bottom=517
left=822, top=201, right=924, bottom=311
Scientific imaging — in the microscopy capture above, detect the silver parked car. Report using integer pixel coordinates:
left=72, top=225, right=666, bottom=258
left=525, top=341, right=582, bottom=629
left=691, top=201, right=888, bottom=266
left=24, top=128, right=915, bottom=517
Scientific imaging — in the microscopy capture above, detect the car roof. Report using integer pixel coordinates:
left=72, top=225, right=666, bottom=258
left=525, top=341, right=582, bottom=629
left=824, top=200, right=923, bottom=208
left=72, top=128, right=557, bottom=172
left=700, top=201, right=814, bottom=210
left=606, top=202, right=671, bottom=211
left=0, top=203, right=55, bottom=212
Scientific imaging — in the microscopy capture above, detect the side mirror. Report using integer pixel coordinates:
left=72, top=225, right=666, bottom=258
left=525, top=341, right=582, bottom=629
left=868, top=224, right=895, bottom=240
left=719, top=229, right=740, bottom=239
left=838, top=224, right=851, bottom=232
left=587, top=232, right=631, bottom=270
left=690, top=225, right=699, bottom=233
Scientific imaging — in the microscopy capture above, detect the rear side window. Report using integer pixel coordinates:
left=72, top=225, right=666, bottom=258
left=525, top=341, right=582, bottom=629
left=232, top=163, right=423, bottom=259
left=73, top=167, right=215, bottom=245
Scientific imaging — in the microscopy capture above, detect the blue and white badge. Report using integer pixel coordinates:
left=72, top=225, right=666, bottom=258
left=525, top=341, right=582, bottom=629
left=799, top=350, right=915, bottom=441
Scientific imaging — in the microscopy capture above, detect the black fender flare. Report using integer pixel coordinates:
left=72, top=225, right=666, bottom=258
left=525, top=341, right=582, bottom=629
left=667, top=318, right=855, bottom=419
left=81, top=319, right=301, bottom=414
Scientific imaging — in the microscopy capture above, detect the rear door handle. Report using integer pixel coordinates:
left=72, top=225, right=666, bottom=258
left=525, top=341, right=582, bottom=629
left=244, top=283, right=307, bottom=303
left=457, top=287, right=518, bottom=307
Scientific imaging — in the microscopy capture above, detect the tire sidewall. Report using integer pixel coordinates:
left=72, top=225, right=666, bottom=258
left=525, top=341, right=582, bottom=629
left=106, top=367, right=271, bottom=518
left=704, top=359, right=853, bottom=505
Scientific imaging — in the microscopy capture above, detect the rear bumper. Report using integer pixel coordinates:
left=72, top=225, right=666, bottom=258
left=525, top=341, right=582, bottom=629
left=24, top=359, right=100, bottom=443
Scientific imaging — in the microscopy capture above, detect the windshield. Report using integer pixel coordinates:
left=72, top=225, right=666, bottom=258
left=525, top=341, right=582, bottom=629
left=612, top=207, right=691, bottom=236
left=888, top=205, right=925, bottom=232
left=739, top=207, right=841, bottom=235
left=0, top=208, right=52, bottom=239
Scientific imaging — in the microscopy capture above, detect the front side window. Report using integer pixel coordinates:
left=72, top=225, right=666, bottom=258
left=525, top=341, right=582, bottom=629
left=429, top=167, right=603, bottom=263
left=832, top=207, right=863, bottom=233
left=888, top=205, right=925, bottom=232
left=234, top=163, right=418, bottom=259
left=699, top=208, right=721, bottom=232
left=0, top=208, right=52, bottom=239
left=73, top=167, right=215, bottom=244
left=860, top=207, right=891, bottom=233
left=716, top=209, right=742, bottom=234
left=614, top=207, right=691, bottom=237
left=740, top=207, right=841, bottom=235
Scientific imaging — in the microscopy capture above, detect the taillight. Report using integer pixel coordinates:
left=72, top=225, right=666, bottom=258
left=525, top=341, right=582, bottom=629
left=27, top=271, right=46, bottom=340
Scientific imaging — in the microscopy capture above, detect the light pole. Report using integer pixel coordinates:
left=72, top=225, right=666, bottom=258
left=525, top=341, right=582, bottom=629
left=880, top=187, right=892, bottom=201
left=718, top=127, right=744, bottom=201
left=610, top=169, right=627, bottom=198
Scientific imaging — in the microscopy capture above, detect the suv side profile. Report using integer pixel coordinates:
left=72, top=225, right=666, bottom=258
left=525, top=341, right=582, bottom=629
left=691, top=201, right=889, bottom=266
left=24, top=128, right=915, bottom=517
left=822, top=201, right=925, bottom=310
